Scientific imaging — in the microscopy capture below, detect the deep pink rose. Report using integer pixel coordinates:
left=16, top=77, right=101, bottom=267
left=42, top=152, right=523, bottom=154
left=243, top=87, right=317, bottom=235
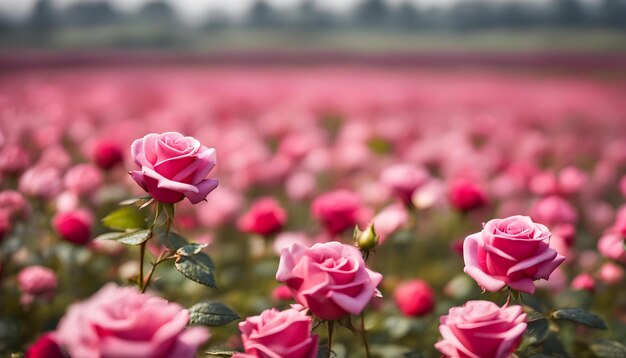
left=464, top=215, right=565, bottom=294
left=311, top=189, right=361, bottom=236
left=449, top=178, right=488, bottom=213
left=435, top=301, right=527, bottom=358
left=276, top=242, right=383, bottom=320
left=394, top=279, right=435, bottom=317
left=64, top=164, right=103, bottom=196
left=238, top=197, right=287, bottom=236
left=130, top=132, right=218, bottom=204
left=571, top=272, right=595, bottom=292
left=597, top=233, right=626, bottom=264
left=380, top=163, right=430, bottom=205
left=53, top=209, right=93, bottom=245
left=18, top=266, right=57, bottom=306
left=233, top=308, right=318, bottom=358
left=55, top=283, right=209, bottom=358
left=26, top=333, right=64, bottom=358
left=93, top=140, right=124, bottom=170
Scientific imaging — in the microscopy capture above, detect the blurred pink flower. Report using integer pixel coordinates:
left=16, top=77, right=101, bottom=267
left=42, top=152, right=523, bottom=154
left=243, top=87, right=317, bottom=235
left=373, top=204, right=409, bottom=244
left=19, top=166, right=63, bottom=199
left=0, top=144, right=29, bottom=174
left=53, top=209, right=93, bottom=246
left=394, top=279, right=435, bottom=317
left=92, top=140, right=124, bottom=170
left=64, top=164, right=103, bottom=196
left=18, top=266, right=57, bottom=306
left=599, top=263, right=624, bottom=285
left=311, top=189, right=361, bottom=236
left=238, top=197, right=287, bottom=237
left=531, top=195, right=577, bottom=226
left=448, top=178, right=488, bottom=213
left=380, top=163, right=430, bottom=205
left=571, top=272, right=596, bottom=292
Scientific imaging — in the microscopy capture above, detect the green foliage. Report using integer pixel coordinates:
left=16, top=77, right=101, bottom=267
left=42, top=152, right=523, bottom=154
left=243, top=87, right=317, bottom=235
left=175, top=250, right=218, bottom=288
left=589, top=340, right=626, bottom=358
left=204, top=349, right=236, bottom=357
left=95, top=229, right=152, bottom=245
left=189, top=302, right=240, bottom=327
left=551, top=308, right=607, bottom=330
left=101, top=205, right=148, bottom=231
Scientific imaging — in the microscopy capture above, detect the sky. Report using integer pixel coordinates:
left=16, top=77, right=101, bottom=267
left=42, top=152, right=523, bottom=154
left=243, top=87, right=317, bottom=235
left=0, top=0, right=578, bottom=24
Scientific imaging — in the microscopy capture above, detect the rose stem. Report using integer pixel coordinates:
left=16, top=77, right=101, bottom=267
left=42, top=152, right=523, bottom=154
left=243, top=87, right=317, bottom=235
left=142, top=250, right=174, bottom=293
left=361, top=312, right=371, bottom=358
left=327, top=320, right=334, bottom=358
left=139, top=240, right=146, bottom=290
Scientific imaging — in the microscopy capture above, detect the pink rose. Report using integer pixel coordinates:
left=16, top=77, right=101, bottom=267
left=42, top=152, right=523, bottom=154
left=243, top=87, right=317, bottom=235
left=53, top=209, right=93, bottom=245
left=373, top=204, right=409, bottom=244
left=276, top=242, right=383, bottom=320
left=435, top=300, right=527, bottom=358
left=92, top=140, right=124, bottom=170
left=464, top=215, right=565, bottom=294
left=64, top=164, right=103, bottom=196
left=394, top=279, right=435, bottom=317
left=196, top=187, right=243, bottom=227
left=448, top=178, right=488, bottom=213
left=18, top=266, right=57, bottom=306
left=19, top=166, right=63, bottom=199
left=599, top=263, right=624, bottom=285
left=380, top=163, right=430, bottom=205
left=597, top=233, right=626, bottom=263
left=238, top=197, right=287, bottom=237
left=571, top=272, right=595, bottom=292
left=311, top=189, right=361, bottom=236
left=0, top=190, right=30, bottom=221
left=55, top=283, right=209, bottom=358
left=233, top=308, right=318, bottom=358
left=531, top=195, right=577, bottom=226
left=25, top=333, right=64, bottom=358
left=0, top=144, right=29, bottom=174
left=130, top=132, right=218, bottom=204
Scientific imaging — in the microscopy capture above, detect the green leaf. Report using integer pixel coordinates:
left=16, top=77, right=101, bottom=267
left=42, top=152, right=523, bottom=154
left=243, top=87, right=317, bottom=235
left=158, top=231, right=189, bottom=251
left=551, top=308, right=607, bottom=330
left=119, top=196, right=153, bottom=207
left=367, top=137, right=392, bottom=154
left=109, top=229, right=152, bottom=245
left=177, top=244, right=208, bottom=256
left=175, top=252, right=217, bottom=288
left=205, top=348, right=237, bottom=357
left=189, top=302, right=239, bottom=327
left=524, top=308, right=546, bottom=323
left=94, top=232, right=124, bottom=241
left=102, top=206, right=147, bottom=231
left=589, top=340, right=626, bottom=358
left=525, top=318, right=551, bottom=345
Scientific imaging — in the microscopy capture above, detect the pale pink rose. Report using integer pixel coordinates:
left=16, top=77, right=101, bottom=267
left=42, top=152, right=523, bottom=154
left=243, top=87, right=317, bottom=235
left=130, top=132, right=218, bottom=204
left=54, top=283, right=209, bottom=358
left=435, top=301, right=527, bottom=358
left=463, top=215, right=565, bottom=294
left=529, top=172, right=558, bottom=196
left=571, top=273, right=595, bottom=292
left=380, top=163, right=430, bottom=205
left=196, top=187, right=243, bottom=227
left=238, top=197, right=287, bottom=237
left=531, top=195, right=577, bottom=226
left=0, top=190, right=30, bottom=220
left=37, top=145, right=72, bottom=171
left=285, top=171, right=316, bottom=201
left=19, top=166, right=63, bottom=199
left=599, top=263, right=624, bottom=285
left=64, top=164, right=103, bottom=196
left=17, top=266, right=57, bottom=306
left=412, top=179, right=445, bottom=210
left=55, top=191, right=80, bottom=213
left=373, top=204, right=409, bottom=244
left=0, top=144, right=29, bottom=174
left=597, top=233, right=626, bottom=264
left=233, top=308, right=318, bottom=358
left=394, top=279, right=435, bottom=317
left=311, top=189, right=361, bottom=236
left=276, top=242, right=383, bottom=320
left=448, top=178, right=488, bottom=213
left=558, top=166, right=587, bottom=195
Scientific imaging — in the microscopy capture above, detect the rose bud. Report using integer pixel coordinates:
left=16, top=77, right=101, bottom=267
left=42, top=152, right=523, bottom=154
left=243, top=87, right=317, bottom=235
left=380, top=163, right=430, bottom=205
left=233, top=308, right=318, bottom=358
left=25, top=333, right=64, bottom=358
left=435, top=301, right=527, bottom=358
left=19, top=166, right=63, bottom=199
left=599, top=263, right=624, bottom=285
left=354, top=223, right=379, bottom=252
left=311, top=189, right=361, bottom=237
left=53, top=209, right=93, bottom=245
left=54, top=283, right=209, bottom=357
left=130, top=132, right=218, bottom=204
left=238, top=197, right=287, bottom=237
left=571, top=273, right=596, bottom=292
left=18, top=266, right=57, bottom=306
left=463, top=215, right=565, bottom=294
left=64, top=164, right=103, bottom=196
left=448, top=178, right=488, bottom=213
left=394, top=279, right=435, bottom=317
left=93, top=140, right=124, bottom=170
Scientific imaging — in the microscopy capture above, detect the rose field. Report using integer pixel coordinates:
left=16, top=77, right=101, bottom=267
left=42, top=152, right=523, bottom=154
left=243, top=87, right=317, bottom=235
left=1, top=63, right=626, bottom=357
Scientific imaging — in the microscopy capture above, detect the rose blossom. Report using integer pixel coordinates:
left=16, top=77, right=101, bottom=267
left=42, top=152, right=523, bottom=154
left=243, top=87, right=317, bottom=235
left=54, top=283, right=209, bottom=358
left=373, top=204, right=409, bottom=244
left=53, top=209, right=93, bottom=245
left=276, top=242, right=383, bottom=320
left=463, top=215, right=565, bottom=294
left=17, top=266, right=57, bottom=306
left=448, top=178, right=488, bottom=213
left=93, top=140, right=124, bottom=170
left=571, top=273, right=595, bottom=292
left=435, top=300, right=527, bottom=358
left=233, top=308, right=318, bottom=358
left=380, top=163, right=430, bottom=205
left=311, top=189, right=361, bottom=236
left=597, top=233, right=626, bottom=264
left=0, top=144, right=29, bottom=174
left=130, top=132, right=218, bottom=204
left=394, top=279, right=435, bottom=317
left=25, top=333, right=64, bottom=358
left=599, top=263, right=624, bottom=285
left=238, top=197, right=287, bottom=237
left=0, top=190, right=30, bottom=220
left=19, top=166, right=63, bottom=199
left=64, top=164, right=103, bottom=196
left=531, top=195, right=577, bottom=226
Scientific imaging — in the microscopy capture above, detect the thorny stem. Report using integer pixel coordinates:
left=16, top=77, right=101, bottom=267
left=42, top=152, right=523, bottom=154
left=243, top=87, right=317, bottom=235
left=360, top=312, right=371, bottom=358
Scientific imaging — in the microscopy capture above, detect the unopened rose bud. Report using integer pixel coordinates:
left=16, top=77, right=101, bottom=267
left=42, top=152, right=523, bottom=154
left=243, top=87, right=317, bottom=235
left=354, top=223, right=379, bottom=252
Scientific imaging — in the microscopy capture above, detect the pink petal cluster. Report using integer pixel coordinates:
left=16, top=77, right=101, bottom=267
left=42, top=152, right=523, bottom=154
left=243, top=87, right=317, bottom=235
left=435, top=300, right=527, bottom=358
left=464, top=215, right=565, bottom=293
left=130, top=132, right=218, bottom=204
left=311, top=189, right=361, bottom=236
left=276, top=242, right=383, bottom=320
left=380, top=163, right=430, bottom=205
left=394, top=279, right=435, bottom=317
left=18, top=266, right=57, bottom=306
left=238, top=197, right=287, bottom=236
left=54, top=283, right=209, bottom=358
